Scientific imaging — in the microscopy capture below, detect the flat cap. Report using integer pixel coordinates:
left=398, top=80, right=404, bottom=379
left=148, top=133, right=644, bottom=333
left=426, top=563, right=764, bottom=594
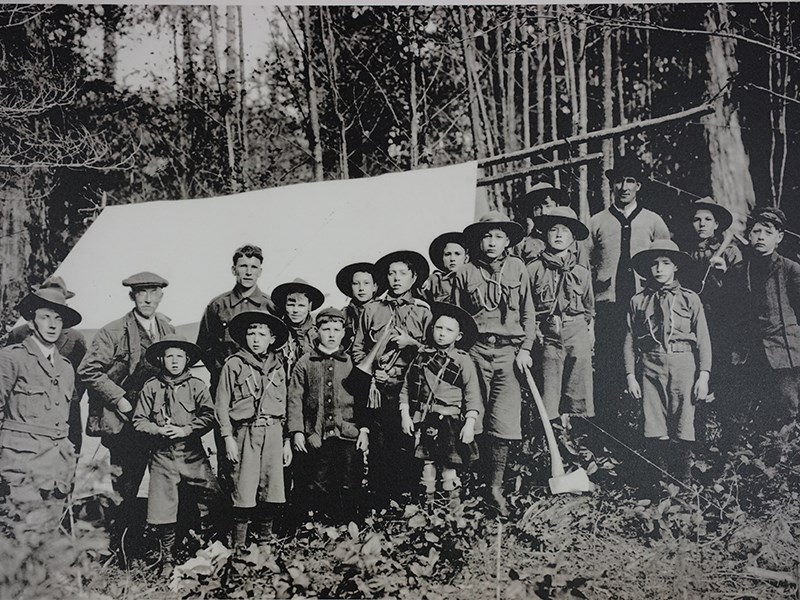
left=316, top=307, right=346, bottom=325
left=122, top=271, right=169, bottom=288
left=750, top=206, right=787, bottom=231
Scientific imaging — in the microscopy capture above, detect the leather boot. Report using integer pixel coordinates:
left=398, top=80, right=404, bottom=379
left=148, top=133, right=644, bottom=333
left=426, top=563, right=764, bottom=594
left=485, top=439, right=509, bottom=517
left=158, top=524, right=177, bottom=578
left=672, top=441, right=693, bottom=484
left=232, top=508, right=251, bottom=547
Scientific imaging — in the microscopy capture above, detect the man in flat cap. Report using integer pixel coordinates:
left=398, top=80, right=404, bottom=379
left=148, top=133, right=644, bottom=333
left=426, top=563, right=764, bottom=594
left=0, top=284, right=83, bottom=529
left=587, top=156, right=670, bottom=430
left=78, top=271, right=174, bottom=559
left=4, top=276, right=87, bottom=454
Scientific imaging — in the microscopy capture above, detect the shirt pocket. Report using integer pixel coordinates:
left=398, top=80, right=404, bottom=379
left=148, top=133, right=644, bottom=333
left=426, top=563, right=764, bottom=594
left=672, top=304, right=694, bottom=337
left=12, top=383, right=49, bottom=419
left=505, top=281, right=523, bottom=312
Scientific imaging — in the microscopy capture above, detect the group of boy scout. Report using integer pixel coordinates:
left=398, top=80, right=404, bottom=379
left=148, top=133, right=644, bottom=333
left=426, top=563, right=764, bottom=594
left=1, top=155, right=798, bottom=575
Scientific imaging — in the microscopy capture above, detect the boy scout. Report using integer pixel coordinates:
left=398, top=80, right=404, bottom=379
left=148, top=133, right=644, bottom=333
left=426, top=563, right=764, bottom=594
left=452, top=212, right=536, bottom=516
left=351, top=250, right=432, bottom=506
left=0, top=286, right=82, bottom=528
left=336, top=262, right=379, bottom=354
left=133, top=335, right=220, bottom=576
left=528, top=207, right=594, bottom=421
left=215, top=311, right=292, bottom=546
left=511, top=181, right=571, bottom=264
left=78, top=271, right=174, bottom=557
left=625, top=240, right=711, bottom=486
left=197, top=244, right=276, bottom=394
left=287, top=308, right=369, bottom=523
left=272, top=278, right=324, bottom=376
left=422, top=232, right=469, bottom=304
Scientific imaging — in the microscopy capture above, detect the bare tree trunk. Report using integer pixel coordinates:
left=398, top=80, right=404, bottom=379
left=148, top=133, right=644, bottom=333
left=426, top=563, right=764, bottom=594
left=224, top=6, right=241, bottom=192
left=577, top=17, right=589, bottom=220
left=703, top=4, right=755, bottom=227
left=602, top=9, right=613, bottom=207
left=521, top=16, right=531, bottom=190
left=547, top=9, right=559, bottom=187
left=101, top=5, right=122, bottom=84
left=459, top=6, right=487, bottom=159
left=179, top=6, right=194, bottom=197
left=535, top=11, right=545, bottom=147
left=237, top=5, right=248, bottom=185
left=409, top=8, right=420, bottom=169
left=505, top=13, right=517, bottom=153
left=615, top=27, right=625, bottom=154
left=302, top=5, right=324, bottom=181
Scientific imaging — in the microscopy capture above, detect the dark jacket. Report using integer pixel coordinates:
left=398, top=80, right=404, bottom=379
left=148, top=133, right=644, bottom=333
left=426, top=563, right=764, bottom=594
left=78, top=310, right=174, bottom=437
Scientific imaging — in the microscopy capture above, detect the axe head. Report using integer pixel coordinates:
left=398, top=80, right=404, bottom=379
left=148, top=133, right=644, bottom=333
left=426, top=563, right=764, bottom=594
left=548, top=468, right=595, bottom=495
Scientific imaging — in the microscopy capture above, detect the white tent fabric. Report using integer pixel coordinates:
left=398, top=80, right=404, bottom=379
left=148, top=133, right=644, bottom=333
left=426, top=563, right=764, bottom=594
left=56, top=161, right=479, bottom=335
left=58, top=161, right=480, bottom=498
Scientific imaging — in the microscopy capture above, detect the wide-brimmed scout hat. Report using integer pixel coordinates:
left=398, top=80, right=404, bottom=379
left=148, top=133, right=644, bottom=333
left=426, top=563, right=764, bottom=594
left=429, top=302, right=478, bottom=350
left=631, top=239, right=693, bottom=279
left=272, top=278, right=325, bottom=311
left=18, top=286, right=82, bottom=329
left=462, top=211, right=525, bottom=247
left=145, top=333, right=202, bottom=367
left=374, top=250, right=430, bottom=289
left=335, top=262, right=379, bottom=297
left=688, top=197, right=733, bottom=233
left=229, top=311, right=289, bottom=350
left=511, top=182, right=570, bottom=215
left=122, top=272, right=169, bottom=288
left=605, top=155, right=647, bottom=182
left=536, top=206, right=589, bottom=241
left=428, top=232, right=468, bottom=271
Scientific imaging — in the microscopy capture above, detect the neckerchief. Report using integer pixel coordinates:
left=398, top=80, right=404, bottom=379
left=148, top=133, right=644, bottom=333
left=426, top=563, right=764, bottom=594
left=539, top=249, right=581, bottom=315
left=152, top=370, right=193, bottom=425
left=610, top=203, right=643, bottom=304
left=474, top=254, right=512, bottom=323
left=642, top=279, right=681, bottom=347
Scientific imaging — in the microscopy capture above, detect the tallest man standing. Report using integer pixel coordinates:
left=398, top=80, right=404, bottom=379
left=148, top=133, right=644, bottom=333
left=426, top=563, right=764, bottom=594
left=588, top=157, right=670, bottom=428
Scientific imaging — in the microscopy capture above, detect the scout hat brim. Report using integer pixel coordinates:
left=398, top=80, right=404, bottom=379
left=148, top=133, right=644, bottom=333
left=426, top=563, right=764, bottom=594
left=631, top=247, right=693, bottom=279
left=374, top=250, right=430, bottom=289
left=229, top=311, right=289, bottom=351
left=462, top=219, right=525, bottom=248
left=335, top=262, right=380, bottom=297
left=145, top=336, right=202, bottom=368
left=430, top=302, right=478, bottom=350
left=512, top=186, right=569, bottom=213
left=689, top=199, right=733, bottom=233
left=536, top=214, right=589, bottom=241
left=18, top=289, right=82, bottom=329
left=272, top=280, right=325, bottom=311
left=428, top=232, right=468, bottom=271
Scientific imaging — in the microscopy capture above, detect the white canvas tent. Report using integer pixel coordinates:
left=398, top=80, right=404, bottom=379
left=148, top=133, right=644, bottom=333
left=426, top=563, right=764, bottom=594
left=54, top=161, right=481, bottom=497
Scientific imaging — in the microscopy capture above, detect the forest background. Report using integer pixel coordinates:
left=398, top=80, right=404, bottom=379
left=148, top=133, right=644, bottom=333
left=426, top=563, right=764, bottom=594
left=0, top=2, right=798, bottom=323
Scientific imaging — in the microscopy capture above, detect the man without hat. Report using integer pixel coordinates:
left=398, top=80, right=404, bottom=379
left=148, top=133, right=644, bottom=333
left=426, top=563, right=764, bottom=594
left=587, top=156, right=670, bottom=430
left=0, top=284, right=83, bottom=529
left=724, top=207, right=800, bottom=448
left=4, top=276, right=87, bottom=454
left=78, top=271, right=174, bottom=560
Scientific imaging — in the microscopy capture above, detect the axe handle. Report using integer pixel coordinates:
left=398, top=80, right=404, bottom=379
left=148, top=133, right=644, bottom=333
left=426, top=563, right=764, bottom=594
left=523, top=365, right=566, bottom=478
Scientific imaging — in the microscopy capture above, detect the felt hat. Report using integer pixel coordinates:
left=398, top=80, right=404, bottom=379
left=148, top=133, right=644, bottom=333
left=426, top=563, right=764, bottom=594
left=335, top=262, right=379, bottom=297
left=631, top=239, right=693, bottom=279
left=315, top=307, right=346, bottom=326
left=272, top=278, right=325, bottom=311
left=122, top=272, right=169, bottom=288
left=374, top=250, right=430, bottom=289
left=535, top=206, right=589, bottom=241
left=38, top=275, right=75, bottom=299
left=428, top=232, right=468, bottom=271
left=604, top=155, right=647, bottom=182
left=688, top=197, right=733, bottom=233
left=229, top=311, right=289, bottom=351
left=429, top=302, right=478, bottom=350
left=145, top=334, right=202, bottom=368
left=512, top=182, right=570, bottom=214
left=462, top=211, right=525, bottom=247
left=749, top=206, right=787, bottom=231
left=18, top=286, right=82, bottom=329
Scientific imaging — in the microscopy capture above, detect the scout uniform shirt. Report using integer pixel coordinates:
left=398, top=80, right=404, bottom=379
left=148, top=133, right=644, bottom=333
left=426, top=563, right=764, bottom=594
left=133, top=370, right=219, bottom=524
left=422, top=270, right=458, bottom=305
left=215, top=348, right=287, bottom=507
left=0, top=336, right=78, bottom=502
left=623, top=280, right=712, bottom=441
left=286, top=346, right=361, bottom=448
left=342, top=300, right=367, bottom=354
left=196, top=286, right=275, bottom=390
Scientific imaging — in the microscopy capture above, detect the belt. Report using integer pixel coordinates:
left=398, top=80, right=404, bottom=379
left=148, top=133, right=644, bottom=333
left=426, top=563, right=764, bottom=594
left=1, top=419, right=68, bottom=440
left=477, top=333, right=523, bottom=347
left=252, top=415, right=283, bottom=427
left=643, top=340, right=694, bottom=354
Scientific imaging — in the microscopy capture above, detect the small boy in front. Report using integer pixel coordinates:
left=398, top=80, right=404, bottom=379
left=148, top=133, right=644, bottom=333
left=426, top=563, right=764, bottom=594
left=624, top=240, right=711, bottom=487
left=287, top=308, right=369, bottom=523
left=215, top=311, right=292, bottom=546
left=527, top=207, right=594, bottom=422
left=399, top=302, right=483, bottom=498
left=422, top=232, right=469, bottom=304
left=452, top=212, right=536, bottom=517
left=336, top=262, right=379, bottom=354
left=133, top=334, right=220, bottom=576
left=272, top=278, right=323, bottom=376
